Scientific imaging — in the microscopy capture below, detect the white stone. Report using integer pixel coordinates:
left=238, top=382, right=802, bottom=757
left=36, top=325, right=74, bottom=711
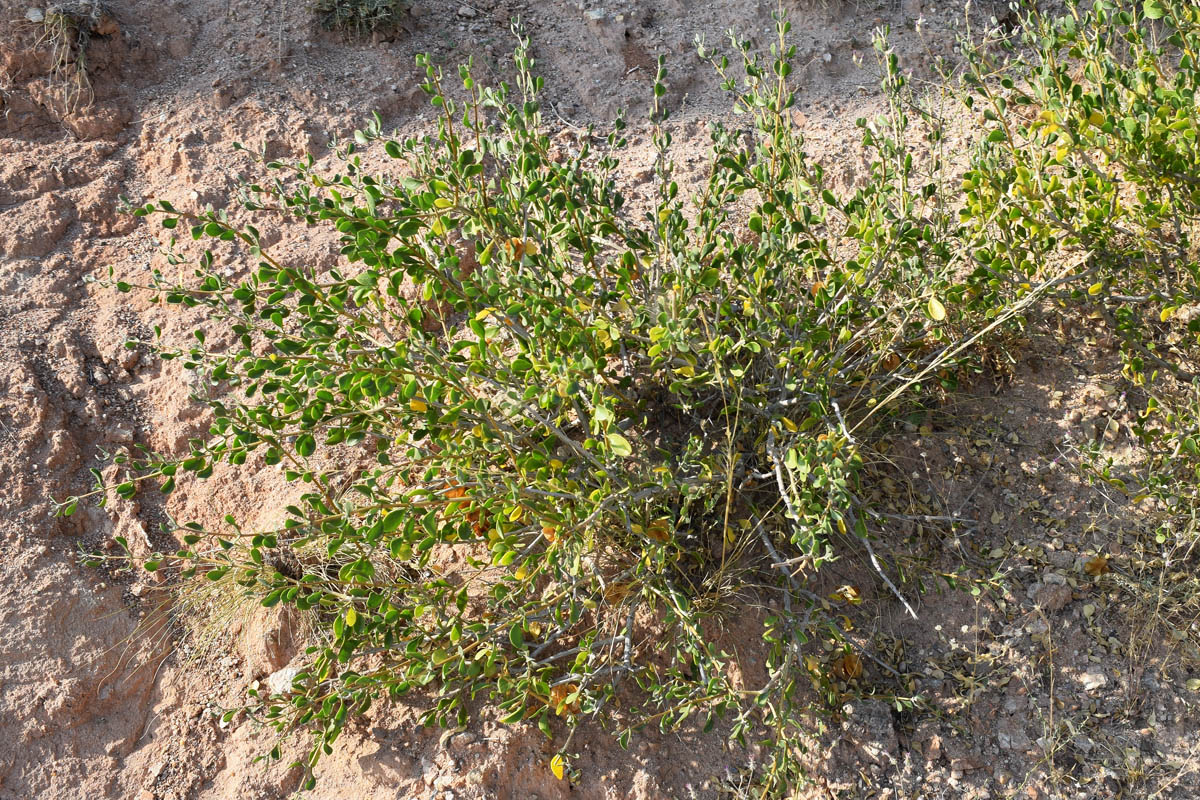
left=267, top=665, right=302, bottom=695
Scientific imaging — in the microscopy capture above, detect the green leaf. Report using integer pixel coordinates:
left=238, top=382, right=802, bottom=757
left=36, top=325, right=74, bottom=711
left=382, top=509, right=404, bottom=532
left=607, top=433, right=633, bottom=457
left=296, top=433, right=316, bottom=458
left=1143, top=0, right=1166, bottom=19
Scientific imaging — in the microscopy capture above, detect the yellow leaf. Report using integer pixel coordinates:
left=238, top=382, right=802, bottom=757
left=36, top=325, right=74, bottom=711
left=830, top=585, right=863, bottom=605
left=503, top=237, right=539, bottom=260
left=550, top=754, right=566, bottom=780
left=1088, top=110, right=1105, bottom=127
left=345, top=607, right=357, bottom=627
left=433, top=197, right=452, bottom=208
left=782, top=417, right=799, bottom=433
left=508, top=505, right=524, bottom=522
left=1161, top=306, right=1177, bottom=322
left=1088, top=282, right=1104, bottom=296
left=928, top=296, right=947, bottom=322
left=409, top=399, right=428, bottom=412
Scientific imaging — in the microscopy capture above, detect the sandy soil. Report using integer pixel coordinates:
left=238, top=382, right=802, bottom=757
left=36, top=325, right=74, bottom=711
left=2, top=1, right=1198, bottom=798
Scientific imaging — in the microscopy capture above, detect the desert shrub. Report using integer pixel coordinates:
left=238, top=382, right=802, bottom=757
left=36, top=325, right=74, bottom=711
left=70, top=0, right=1200, bottom=793
left=956, top=0, right=1200, bottom=387
left=312, top=0, right=408, bottom=35
left=958, top=0, right=1200, bottom=707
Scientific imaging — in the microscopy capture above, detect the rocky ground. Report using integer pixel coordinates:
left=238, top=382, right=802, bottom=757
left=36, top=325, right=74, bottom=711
left=1, top=0, right=1198, bottom=798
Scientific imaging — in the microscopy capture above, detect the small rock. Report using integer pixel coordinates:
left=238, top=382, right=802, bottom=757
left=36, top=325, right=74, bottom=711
left=1034, top=582, right=1072, bottom=612
left=241, top=604, right=302, bottom=677
left=26, top=8, right=44, bottom=23
left=1080, top=670, right=1108, bottom=691
left=456, top=4, right=475, bottom=17
left=1026, top=618, right=1049, bottom=636
left=925, top=734, right=942, bottom=762
left=1047, top=550, right=1074, bottom=568
left=446, top=731, right=478, bottom=751
left=267, top=665, right=302, bottom=695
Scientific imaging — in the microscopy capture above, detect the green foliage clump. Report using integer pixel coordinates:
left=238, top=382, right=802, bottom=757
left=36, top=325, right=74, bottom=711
left=313, top=0, right=408, bottom=35
left=957, top=0, right=1200, bottom=386
left=70, top=0, right=1200, bottom=793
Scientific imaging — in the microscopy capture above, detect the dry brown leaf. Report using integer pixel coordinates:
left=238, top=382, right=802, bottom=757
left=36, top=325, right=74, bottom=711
left=549, top=683, right=580, bottom=716
left=833, top=652, right=863, bottom=681
left=646, top=519, right=671, bottom=543
left=504, top=237, right=539, bottom=261
left=603, top=582, right=632, bottom=606
left=1084, top=555, right=1111, bottom=576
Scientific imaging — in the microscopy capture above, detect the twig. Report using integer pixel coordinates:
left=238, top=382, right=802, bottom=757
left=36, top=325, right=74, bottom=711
left=859, top=523, right=919, bottom=620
